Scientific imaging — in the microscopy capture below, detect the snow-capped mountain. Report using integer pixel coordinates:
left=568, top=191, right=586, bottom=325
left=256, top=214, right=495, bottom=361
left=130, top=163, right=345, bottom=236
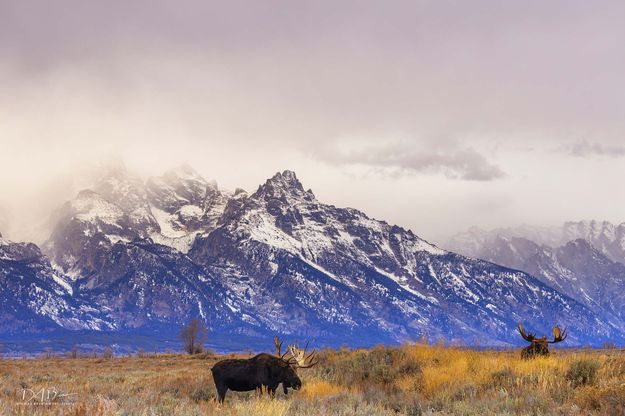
left=0, top=234, right=110, bottom=334
left=146, top=164, right=231, bottom=253
left=447, top=227, right=625, bottom=332
left=2, top=169, right=624, bottom=349
left=39, top=165, right=246, bottom=335
left=44, top=164, right=231, bottom=278
left=189, top=171, right=620, bottom=344
left=71, top=238, right=247, bottom=333
left=449, top=221, right=625, bottom=264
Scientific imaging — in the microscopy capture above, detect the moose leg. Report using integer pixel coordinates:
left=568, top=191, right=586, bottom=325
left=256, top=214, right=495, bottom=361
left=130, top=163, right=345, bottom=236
left=256, top=385, right=268, bottom=398
left=215, top=381, right=228, bottom=404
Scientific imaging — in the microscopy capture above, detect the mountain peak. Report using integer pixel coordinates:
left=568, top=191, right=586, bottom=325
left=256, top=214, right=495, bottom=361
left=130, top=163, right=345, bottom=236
left=270, top=170, right=302, bottom=188
left=163, top=164, right=206, bottom=183
left=563, top=238, right=595, bottom=252
left=254, top=170, right=310, bottom=200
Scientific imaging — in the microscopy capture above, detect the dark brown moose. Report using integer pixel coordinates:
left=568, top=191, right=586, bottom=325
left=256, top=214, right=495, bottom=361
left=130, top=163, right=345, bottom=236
left=211, top=342, right=318, bottom=403
left=518, top=323, right=567, bottom=359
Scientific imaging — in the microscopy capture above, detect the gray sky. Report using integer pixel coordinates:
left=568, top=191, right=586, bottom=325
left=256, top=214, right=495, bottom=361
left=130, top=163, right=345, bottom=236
left=1, top=0, right=625, bottom=245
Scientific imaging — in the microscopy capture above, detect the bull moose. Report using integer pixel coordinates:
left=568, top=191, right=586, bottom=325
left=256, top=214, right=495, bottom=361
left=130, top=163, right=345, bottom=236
left=518, top=322, right=567, bottom=359
left=211, top=342, right=318, bottom=403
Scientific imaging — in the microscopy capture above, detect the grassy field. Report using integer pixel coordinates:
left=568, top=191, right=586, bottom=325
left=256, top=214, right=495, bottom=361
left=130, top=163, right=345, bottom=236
left=0, top=344, right=624, bottom=415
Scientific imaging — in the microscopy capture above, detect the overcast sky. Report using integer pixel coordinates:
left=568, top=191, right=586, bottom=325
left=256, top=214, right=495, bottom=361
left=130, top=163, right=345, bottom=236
left=1, top=0, right=625, bottom=245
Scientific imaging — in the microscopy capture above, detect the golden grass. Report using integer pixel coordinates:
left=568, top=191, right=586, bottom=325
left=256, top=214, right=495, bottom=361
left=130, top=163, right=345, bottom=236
left=231, top=399, right=291, bottom=416
left=300, top=380, right=345, bottom=399
left=0, top=345, right=623, bottom=415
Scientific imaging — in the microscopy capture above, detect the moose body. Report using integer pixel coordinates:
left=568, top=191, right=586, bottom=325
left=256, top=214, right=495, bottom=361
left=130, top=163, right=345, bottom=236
left=211, top=353, right=302, bottom=403
left=520, top=337, right=550, bottom=359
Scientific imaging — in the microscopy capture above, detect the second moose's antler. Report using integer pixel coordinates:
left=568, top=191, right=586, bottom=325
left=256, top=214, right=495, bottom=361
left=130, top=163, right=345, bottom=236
left=549, top=326, right=567, bottom=343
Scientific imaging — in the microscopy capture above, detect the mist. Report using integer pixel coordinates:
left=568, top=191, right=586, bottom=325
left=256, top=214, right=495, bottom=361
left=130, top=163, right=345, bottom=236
left=2, top=0, right=625, bottom=245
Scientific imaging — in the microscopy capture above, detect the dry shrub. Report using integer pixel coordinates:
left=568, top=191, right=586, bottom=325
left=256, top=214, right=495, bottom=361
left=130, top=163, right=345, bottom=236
left=566, top=359, right=600, bottom=387
left=326, top=346, right=422, bottom=390
left=394, top=374, right=421, bottom=393
left=420, top=354, right=470, bottom=398
left=490, top=368, right=516, bottom=388
left=94, top=395, right=118, bottom=416
left=301, top=380, right=345, bottom=399
left=232, top=399, right=291, bottom=416
left=192, top=349, right=216, bottom=360
left=190, top=385, right=215, bottom=402
left=575, top=384, right=625, bottom=413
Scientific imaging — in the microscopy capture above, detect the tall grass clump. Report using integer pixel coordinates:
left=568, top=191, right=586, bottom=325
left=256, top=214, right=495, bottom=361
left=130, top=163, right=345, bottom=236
left=566, top=358, right=600, bottom=387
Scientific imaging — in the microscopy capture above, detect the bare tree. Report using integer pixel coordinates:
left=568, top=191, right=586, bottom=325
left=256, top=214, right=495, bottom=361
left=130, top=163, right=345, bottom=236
left=180, top=318, right=208, bottom=355
left=274, top=336, right=283, bottom=356
left=103, top=346, right=113, bottom=359
left=69, top=345, right=78, bottom=359
left=44, top=347, right=54, bottom=359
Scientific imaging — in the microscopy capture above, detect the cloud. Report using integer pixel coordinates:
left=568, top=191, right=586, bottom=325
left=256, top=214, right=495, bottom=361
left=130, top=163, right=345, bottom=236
left=562, top=140, right=625, bottom=158
left=314, top=141, right=505, bottom=181
left=1, top=0, right=625, bottom=243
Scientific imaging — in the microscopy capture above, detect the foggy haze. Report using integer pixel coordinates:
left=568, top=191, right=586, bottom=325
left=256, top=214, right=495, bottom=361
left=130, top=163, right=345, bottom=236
left=1, top=0, right=625, bottom=245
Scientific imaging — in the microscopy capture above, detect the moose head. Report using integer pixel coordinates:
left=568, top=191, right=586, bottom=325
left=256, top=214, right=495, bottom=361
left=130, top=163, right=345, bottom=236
left=518, top=323, right=567, bottom=359
left=287, top=341, right=319, bottom=369
left=275, top=341, right=318, bottom=394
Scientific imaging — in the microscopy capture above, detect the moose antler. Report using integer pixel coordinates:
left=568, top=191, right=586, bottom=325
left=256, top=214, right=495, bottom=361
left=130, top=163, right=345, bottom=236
left=518, top=323, right=536, bottom=343
left=287, top=341, right=319, bottom=368
left=549, top=326, right=567, bottom=344
left=274, top=336, right=283, bottom=356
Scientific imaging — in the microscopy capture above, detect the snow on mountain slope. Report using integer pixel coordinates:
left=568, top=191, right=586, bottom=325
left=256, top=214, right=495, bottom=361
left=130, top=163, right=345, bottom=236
left=146, top=165, right=231, bottom=253
left=449, top=221, right=625, bottom=264
left=7, top=168, right=624, bottom=346
left=189, top=171, right=620, bottom=344
left=0, top=236, right=112, bottom=334
left=70, top=239, right=249, bottom=333
left=447, top=233, right=625, bottom=331
left=45, top=165, right=230, bottom=275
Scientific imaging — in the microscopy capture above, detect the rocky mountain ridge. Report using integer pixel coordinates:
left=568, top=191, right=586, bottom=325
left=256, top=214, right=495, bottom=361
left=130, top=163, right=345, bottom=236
left=447, top=227, right=625, bottom=334
left=1, top=168, right=624, bottom=349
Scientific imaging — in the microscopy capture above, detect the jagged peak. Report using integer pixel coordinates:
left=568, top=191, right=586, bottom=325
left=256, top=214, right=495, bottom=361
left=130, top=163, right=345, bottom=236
left=149, top=164, right=221, bottom=192
left=72, top=189, right=121, bottom=208
left=253, top=170, right=311, bottom=198
left=164, top=163, right=206, bottom=182
left=269, top=170, right=303, bottom=188
left=564, top=219, right=615, bottom=230
left=563, top=238, right=595, bottom=251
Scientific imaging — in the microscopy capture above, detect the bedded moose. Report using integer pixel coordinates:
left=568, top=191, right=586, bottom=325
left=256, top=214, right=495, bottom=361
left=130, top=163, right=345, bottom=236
left=211, top=341, right=318, bottom=403
left=518, top=322, right=567, bottom=359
